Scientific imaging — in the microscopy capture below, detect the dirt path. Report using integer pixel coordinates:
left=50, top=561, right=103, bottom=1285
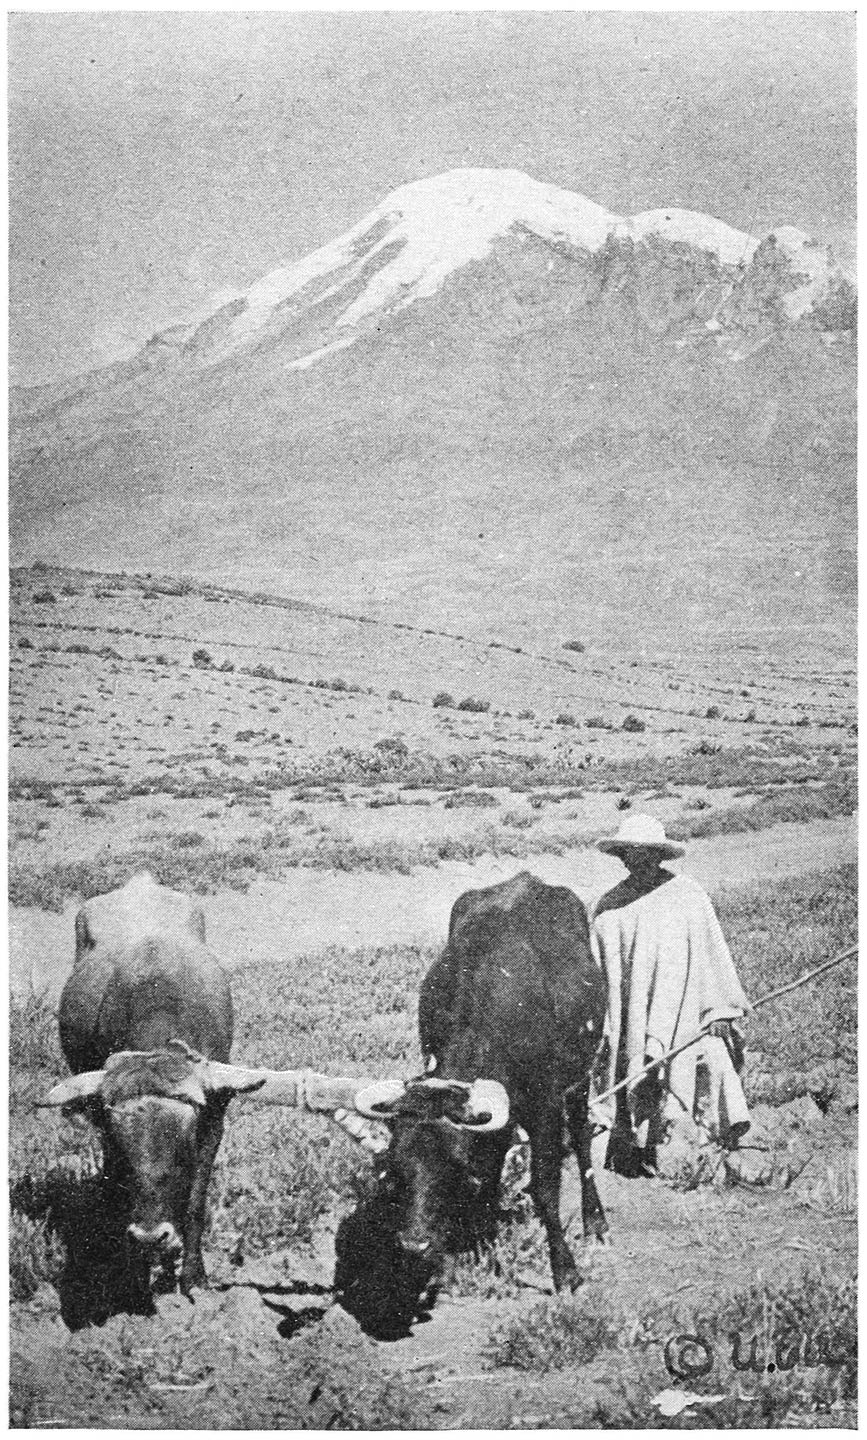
left=9, top=815, right=856, bottom=999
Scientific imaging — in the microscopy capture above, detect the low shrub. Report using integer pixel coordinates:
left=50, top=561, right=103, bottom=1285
left=10, top=991, right=61, bottom=1073
left=562, top=640, right=585, bottom=653
left=456, top=697, right=490, bottom=713
left=9, top=1213, right=65, bottom=1301
left=192, top=648, right=213, bottom=669
left=706, top=704, right=722, bottom=720
left=374, top=737, right=409, bottom=761
left=312, top=676, right=353, bottom=693
left=32, top=591, right=56, bottom=605
left=17, top=637, right=33, bottom=649
left=443, top=789, right=497, bottom=810
left=556, top=713, right=579, bottom=727
left=432, top=691, right=454, bottom=709
left=502, top=809, right=535, bottom=829
left=485, top=1290, right=622, bottom=1372
left=622, top=714, right=646, bottom=733
left=677, top=777, right=857, bottom=841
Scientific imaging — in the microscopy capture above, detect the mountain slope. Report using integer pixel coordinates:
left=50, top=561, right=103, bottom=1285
left=10, top=168, right=855, bottom=652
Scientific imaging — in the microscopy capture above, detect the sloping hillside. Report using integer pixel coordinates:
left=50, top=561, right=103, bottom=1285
left=10, top=170, right=855, bottom=650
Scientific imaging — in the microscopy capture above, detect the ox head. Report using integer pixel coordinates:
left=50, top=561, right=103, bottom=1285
left=39, top=1040, right=265, bottom=1274
left=352, top=1076, right=510, bottom=1265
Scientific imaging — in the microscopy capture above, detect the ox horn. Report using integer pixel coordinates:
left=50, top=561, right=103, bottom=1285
left=354, top=1078, right=407, bottom=1120
left=38, top=1071, right=104, bottom=1108
left=458, top=1079, right=511, bottom=1134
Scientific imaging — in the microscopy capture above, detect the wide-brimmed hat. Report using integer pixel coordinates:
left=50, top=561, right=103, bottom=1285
left=597, top=813, right=684, bottom=860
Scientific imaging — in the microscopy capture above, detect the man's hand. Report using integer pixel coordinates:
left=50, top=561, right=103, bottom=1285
left=643, top=1037, right=666, bottom=1070
left=705, top=1018, right=746, bottom=1072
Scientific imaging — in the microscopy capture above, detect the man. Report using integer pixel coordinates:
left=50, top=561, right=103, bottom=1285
left=591, top=814, right=751, bottom=1178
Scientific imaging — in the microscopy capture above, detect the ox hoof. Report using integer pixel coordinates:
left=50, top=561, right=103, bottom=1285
left=553, top=1263, right=583, bottom=1294
left=180, top=1266, right=208, bottom=1298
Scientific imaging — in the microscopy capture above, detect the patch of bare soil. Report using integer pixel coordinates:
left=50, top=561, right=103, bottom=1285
left=11, top=1097, right=855, bottom=1430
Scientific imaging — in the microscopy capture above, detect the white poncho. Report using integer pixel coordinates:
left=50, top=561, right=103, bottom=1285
left=592, top=872, right=751, bottom=1153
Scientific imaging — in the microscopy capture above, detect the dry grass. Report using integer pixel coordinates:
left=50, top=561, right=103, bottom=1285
left=8, top=859, right=857, bottom=1429
left=9, top=818, right=595, bottom=911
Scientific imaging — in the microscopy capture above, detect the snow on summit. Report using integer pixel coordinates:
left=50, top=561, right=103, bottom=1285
left=229, top=169, right=619, bottom=351
left=612, top=209, right=758, bottom=267
left=337, top=169, right=619, bottom=325
left=194, top=168, right=843, bottom=367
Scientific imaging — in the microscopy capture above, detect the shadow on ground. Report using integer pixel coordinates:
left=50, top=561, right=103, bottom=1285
left=12, top=1170, right=161, bottom=1329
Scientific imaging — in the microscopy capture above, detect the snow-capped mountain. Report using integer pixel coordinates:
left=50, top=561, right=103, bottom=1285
left=107, top=168, right=848, bottom=377
left=10, top=168, right=855, bottom=647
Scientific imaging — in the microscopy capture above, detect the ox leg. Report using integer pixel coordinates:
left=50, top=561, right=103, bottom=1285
left=527, top=1113, right=578, bottom=1292
left=181, top=1097, right=228, bottom=1295
left=565, top=1081, right=608, bottom=1244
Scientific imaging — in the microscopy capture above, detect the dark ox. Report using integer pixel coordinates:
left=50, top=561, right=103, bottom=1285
left=40, top=873, right=266, bottom=1296
left=354, top=871, right=608, bottom=1293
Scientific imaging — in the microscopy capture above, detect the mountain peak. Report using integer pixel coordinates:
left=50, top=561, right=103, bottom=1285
left=230, top=167, right=617, bottom=353
left=189, top=167, right=847, bottom=373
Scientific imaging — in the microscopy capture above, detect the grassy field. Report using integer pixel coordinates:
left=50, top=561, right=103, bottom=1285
left=7, top=563, right=857, bottom=1427
left=9, top=864, right=857, bottom=1428
left=9, top=565, right=856, bottom=952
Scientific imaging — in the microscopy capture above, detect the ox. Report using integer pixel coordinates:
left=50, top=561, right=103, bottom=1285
left=40, top=873, right=268, bottom=1297
left=348, top=872, right=609, bottom=1295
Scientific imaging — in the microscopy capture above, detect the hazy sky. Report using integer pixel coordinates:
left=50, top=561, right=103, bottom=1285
left=9, top=9, right=856, bottom=387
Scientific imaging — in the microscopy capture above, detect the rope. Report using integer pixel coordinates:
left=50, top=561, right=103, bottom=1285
left=592, top=943, right=857, bottom=1108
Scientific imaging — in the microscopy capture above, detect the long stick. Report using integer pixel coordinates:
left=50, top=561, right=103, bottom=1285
left=748, top=945, right=858, bottom=1009
left=591, top=943, right=857, bottom=1109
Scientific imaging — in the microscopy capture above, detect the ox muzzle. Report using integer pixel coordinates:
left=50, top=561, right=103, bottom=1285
left=127, top=1219, right=183, bottom=1255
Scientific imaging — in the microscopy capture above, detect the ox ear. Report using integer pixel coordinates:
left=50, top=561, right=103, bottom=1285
left=37, top=1071, right=104, bottom=1110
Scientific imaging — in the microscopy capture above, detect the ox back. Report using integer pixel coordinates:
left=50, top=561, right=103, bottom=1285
left=418, top=870, right=608, bottom=1290
left=60, top=871, right=232, bottom=1070
left=54, top=873, right=236, bottom=1307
